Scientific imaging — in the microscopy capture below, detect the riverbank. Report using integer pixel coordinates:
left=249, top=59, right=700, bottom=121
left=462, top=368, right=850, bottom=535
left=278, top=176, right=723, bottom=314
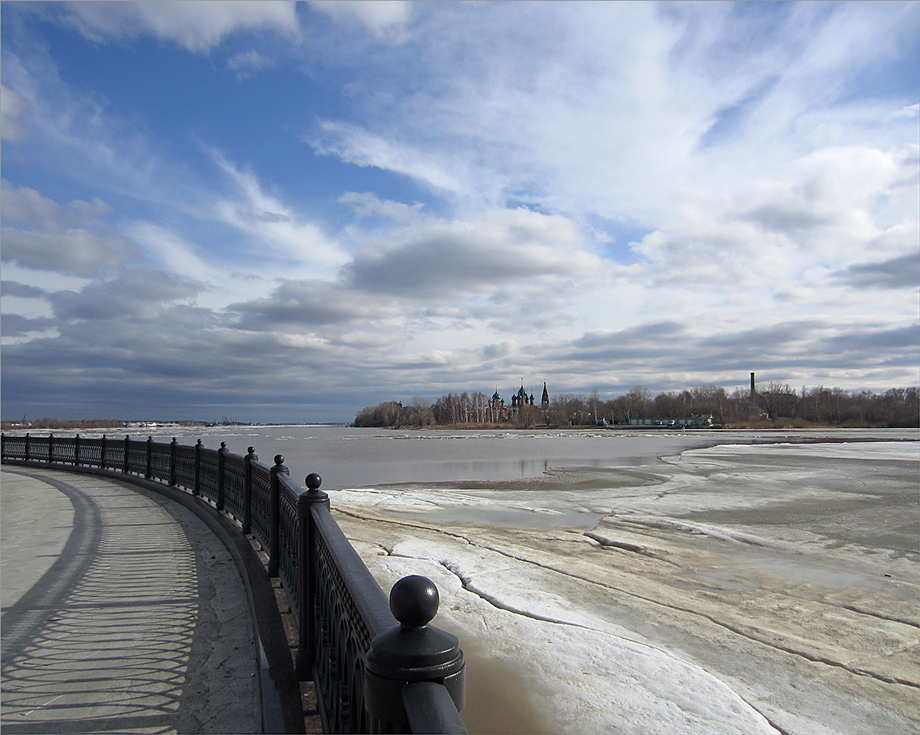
left=330, top=437, right=920, bottom=734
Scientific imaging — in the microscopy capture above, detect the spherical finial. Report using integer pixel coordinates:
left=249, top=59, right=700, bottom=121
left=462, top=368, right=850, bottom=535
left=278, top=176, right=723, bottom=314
left=274, top=454, right=285, bottom=466
left=389, top=575, right=439, bottom=628
left=247, top=446, right=256, bottom=455
left=305, top=473, right=322, bottom=491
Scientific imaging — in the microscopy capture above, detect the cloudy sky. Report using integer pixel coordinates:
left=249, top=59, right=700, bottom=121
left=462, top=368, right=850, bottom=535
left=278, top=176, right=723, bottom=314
left=2, top=1, right=918, bottom=423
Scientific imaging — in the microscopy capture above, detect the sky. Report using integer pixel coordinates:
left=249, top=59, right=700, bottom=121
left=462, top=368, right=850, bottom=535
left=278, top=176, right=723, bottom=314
left=1, top=1, right=918, bottom=424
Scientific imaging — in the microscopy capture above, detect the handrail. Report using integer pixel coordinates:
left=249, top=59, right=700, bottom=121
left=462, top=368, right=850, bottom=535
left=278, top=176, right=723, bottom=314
left=1, top=432, right=466, bottom=734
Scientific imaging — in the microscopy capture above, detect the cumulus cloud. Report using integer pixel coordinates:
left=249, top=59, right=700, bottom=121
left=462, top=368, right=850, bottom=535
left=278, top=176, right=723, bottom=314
left=838, top=253, right=920, bottom=290
left=0, top=182, right=131, bottom=276
left=228, top=279, right=385, bottom=331
left=62, top=1, right=301, bottom=52
left=49, top=270, right=199, bottom=322
left=1, top=315, right=58, bottom=344
left=1, top=281, right=47, bottom=299
left=344, top=209, right=600, bottom=298
left=2, top=228, right=131, bottom=277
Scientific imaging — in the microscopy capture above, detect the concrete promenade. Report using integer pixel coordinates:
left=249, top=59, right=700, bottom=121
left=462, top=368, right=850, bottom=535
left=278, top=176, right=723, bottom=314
left=1, top=466, right=262, bottom=734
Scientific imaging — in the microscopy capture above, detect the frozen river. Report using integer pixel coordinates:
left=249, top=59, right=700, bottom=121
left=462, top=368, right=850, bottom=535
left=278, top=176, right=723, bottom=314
left=323, top=429, right=918, bottom=734
left=24, top=425, right=920, bottom=733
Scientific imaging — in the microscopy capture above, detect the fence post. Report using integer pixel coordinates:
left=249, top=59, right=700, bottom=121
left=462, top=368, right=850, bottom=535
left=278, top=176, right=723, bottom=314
left=365, top=576, right=466, bottom=733
left=145, top=436, right=153, bottom=479
left=169, top=437, right=178, bottom=486
left=123, top=435, right=130, bottom=474
left=242, top=447, right=256, bottom=535
left=100, top=434, right=107, bottom=469
left=48, top=433, right=54, bottom=463
left=268, top=455, right=288, bottom=577
left=74, top=433, right=81, bottom=466
left=296, top=472, right=328, bottom=680
left=193, top=439, right=202, bottom=496
left=217, top=442, right=227, bottom=511
left=25, top=433, right=31, bottom=461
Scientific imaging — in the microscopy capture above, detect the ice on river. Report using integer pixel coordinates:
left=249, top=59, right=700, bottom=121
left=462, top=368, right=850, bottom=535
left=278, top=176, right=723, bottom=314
left=331, top=434, right=920, bottom=734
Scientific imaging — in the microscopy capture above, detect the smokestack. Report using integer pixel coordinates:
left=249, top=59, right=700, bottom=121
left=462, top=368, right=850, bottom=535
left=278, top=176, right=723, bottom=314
left=750, top=372, right=756, bottom=399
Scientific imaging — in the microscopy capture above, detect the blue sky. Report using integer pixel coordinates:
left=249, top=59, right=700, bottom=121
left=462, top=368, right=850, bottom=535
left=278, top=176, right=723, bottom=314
left=2, top=1, right=918, bottom=423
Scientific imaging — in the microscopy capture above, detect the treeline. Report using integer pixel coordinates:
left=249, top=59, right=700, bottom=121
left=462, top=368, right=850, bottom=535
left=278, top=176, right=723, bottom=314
left=0, top=418, right=127, bottom=431
left=0, top=418, right=208, bottom=431
left=353, top=384, right=920, bottom=429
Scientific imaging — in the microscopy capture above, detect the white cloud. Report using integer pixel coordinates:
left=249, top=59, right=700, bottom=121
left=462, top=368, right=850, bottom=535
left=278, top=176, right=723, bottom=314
left=0, top=84, right=29, bottom=141
left=226, top=50, right=276, bottom=77
left=126, top=222, right=214, bottom=284
left=62, top=1, right=301, bottom=52
left=308, top=1, right=410, bottom=41
left=312, top=121, right=470, bottom=199
left=338, top=192, right=425, bottom=223
left=209, top=152, right=348, bottom=276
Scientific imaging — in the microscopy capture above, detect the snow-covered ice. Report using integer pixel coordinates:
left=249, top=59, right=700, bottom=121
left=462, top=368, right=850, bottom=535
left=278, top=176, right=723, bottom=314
left=331, top=433, right=920, bottom=734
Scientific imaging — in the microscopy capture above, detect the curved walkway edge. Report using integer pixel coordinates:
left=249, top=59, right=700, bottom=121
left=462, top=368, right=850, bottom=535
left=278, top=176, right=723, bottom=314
left=1, top=463, right=306, bottom=734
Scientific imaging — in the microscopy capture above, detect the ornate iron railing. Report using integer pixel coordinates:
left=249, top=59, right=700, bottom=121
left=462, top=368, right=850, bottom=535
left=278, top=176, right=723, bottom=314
left=1, top=433, right=467, bottom=734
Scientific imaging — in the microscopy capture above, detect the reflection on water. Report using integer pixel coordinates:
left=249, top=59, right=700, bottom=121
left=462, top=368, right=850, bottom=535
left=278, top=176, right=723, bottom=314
left=128, top=425, right=721, bottom=490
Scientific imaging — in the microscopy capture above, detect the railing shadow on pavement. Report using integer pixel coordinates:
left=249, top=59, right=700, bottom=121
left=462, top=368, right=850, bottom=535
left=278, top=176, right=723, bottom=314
left=0, top=469, right=204, bottom=735
left=1, top=433, right=467, bottom=735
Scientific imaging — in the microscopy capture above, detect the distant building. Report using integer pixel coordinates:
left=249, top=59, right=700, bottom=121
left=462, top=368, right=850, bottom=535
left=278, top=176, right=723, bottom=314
left=489, top=382, right=548, bottom=421
left=629, top=415, right=713, bottom=428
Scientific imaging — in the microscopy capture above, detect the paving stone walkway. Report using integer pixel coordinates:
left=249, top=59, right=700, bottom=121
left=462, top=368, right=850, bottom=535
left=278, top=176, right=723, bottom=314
left=1, top=467, right=261, bottom=734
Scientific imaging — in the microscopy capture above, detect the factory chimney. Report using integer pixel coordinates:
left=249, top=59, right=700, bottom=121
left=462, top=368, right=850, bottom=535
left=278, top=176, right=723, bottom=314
left=750, top=372, right=756, bottom=400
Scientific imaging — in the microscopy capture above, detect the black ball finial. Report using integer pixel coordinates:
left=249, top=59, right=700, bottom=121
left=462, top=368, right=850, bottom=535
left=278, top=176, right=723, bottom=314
left=274, top=454, right=285, bottom=466
left=389, top=575, right=439, bottom=628
left=305, top=473, right=322, bottom=491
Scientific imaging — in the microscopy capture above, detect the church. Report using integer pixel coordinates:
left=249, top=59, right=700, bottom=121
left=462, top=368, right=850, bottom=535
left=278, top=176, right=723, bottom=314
left=489, top=382, right=550, bottom=420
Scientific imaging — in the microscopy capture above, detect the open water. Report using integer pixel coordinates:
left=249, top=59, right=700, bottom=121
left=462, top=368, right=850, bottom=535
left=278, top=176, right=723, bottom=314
left=60, top=424, right=916, bottom=491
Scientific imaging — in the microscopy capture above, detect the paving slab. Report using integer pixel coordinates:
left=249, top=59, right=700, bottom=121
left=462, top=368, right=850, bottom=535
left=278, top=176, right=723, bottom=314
left=1, top=467, right=261, bottom=734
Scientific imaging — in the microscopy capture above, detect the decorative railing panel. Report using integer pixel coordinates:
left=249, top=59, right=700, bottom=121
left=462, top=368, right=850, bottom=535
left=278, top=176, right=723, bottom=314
left=126, top=439, right=147, bottom=475
left=223, top=453, right=247, bottom=521
left=1, top=433, right=467, bottom=735
left=3, top=435, right=26, bottom=460
left=149, top=441, right=172, bottom=483
left=50, top=436, right=75, bottom=463
left=79, top=437, right=104, bottom=466
left=249, top=461, right=272, bottom=552
left=313, top=520, right=379, bottom=733
left=197, top=447, right=220, bottom=504
left=102, top=439, right=125, bottom=472
left=174, top=443, right=197, bottom=489
left=28, top=435, right=51, bottom=463
left=277, top=481, right=302, bottom=623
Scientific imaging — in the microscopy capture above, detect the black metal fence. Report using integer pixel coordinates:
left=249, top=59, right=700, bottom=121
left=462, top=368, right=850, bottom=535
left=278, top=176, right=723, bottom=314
left=1, top=433, right=466, bottom=734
